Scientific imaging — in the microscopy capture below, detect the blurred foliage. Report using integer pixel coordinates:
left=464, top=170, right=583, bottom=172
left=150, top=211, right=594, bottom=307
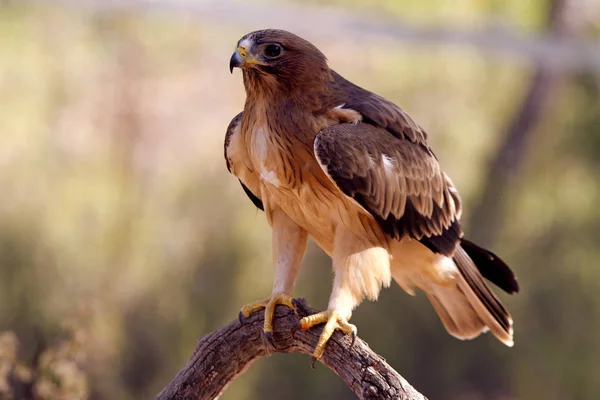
left=0, top=316, right=89, bottom=400
left=296, top=0, right=548, bottom=30
left=0, top=0, right=599, bottom=399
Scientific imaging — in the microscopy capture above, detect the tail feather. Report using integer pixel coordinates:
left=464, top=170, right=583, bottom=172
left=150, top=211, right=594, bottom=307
left=454, top=245, right=513, bottom=345
left=461, top=239, right=519, bottom=294
left=426, top=286, right=487, bottom=340
left=427, top=243, right=515, bottom=346
left=390, top=238, right=517, bottom=346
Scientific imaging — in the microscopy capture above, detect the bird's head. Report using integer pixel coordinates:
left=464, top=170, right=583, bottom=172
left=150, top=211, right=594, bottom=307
left=229, top=29, right=329, bottom=92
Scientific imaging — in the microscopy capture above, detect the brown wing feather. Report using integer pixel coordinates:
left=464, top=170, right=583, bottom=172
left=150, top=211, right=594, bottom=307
left=314, top=122, right=462, bottom=256
left=331, top=71, right=428, bottom=146
left=225, top=112, right=264, bottom=211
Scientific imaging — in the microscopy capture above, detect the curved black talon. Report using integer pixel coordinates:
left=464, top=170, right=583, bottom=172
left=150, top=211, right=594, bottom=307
left=350, top=331, right=357, bottom=348
left=311, top=356, right=318, bottom=370
left=238, top=311, right=246, bottom=325
left=264, top=331, right=275, bottom=347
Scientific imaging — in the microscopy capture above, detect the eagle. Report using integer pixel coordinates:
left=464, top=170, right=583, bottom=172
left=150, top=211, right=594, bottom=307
left=225, top=29, right=519, bottom=362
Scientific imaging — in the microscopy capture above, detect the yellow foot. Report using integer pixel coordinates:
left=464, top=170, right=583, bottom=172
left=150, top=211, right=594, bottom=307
left=239, top=293, right=295, bottom=345
left=298, top=310, right=357, bottom=368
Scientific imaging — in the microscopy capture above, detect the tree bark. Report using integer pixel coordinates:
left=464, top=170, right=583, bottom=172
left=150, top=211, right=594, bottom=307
left=155, top=299, right=426, bottom=400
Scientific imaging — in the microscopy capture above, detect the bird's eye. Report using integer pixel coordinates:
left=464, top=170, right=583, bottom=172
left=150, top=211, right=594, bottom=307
left=264, top=45, right=282, bottom=58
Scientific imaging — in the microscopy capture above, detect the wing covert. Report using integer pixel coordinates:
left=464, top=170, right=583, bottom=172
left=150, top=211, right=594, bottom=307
left=331, top=71, right=428, bottom=146
left=314, top=122, right=462, bottom=256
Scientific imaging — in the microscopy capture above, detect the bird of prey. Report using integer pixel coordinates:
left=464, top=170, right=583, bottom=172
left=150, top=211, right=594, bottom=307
left=226, top=29, right=519, bottom=362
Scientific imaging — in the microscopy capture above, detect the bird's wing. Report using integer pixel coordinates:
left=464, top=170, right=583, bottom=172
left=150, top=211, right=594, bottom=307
left=314, top=122, right=462, bottom=256
left=331, top=71, right=428, bottom=146
left=225, top=112, right=264, bottom=211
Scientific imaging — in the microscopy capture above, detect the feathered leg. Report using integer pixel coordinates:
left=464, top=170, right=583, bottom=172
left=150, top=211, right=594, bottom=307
left=299, top=228, right=391, bottom=362
left=240, top=208, right=308, bottom=344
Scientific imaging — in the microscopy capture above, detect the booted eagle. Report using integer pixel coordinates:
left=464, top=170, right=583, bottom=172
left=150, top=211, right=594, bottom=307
left=226, top=29, right=519, bottom=362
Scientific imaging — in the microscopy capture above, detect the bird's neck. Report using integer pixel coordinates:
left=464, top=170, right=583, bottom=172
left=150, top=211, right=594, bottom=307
left=242, top=69, right=333, bottom=111
left=241, top=69, right=339, bottom=153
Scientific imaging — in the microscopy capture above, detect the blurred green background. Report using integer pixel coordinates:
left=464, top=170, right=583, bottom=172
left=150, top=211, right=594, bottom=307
left=1, top=0, right=599, bottom=399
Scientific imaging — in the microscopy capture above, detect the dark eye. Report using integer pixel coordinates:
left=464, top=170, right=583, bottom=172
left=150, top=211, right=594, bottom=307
left=264, top=45, right=282, bottom=58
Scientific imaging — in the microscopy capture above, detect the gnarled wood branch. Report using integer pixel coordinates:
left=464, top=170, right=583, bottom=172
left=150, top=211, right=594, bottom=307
left=155, top=299, right=426, bottom=400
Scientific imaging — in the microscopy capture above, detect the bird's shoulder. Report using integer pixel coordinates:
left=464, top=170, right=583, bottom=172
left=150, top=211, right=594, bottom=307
left=316, top=73, right=465, bottom=256
left=314, top=122, right=463, bottom=256
left=329, top=70, right=429, bottom=147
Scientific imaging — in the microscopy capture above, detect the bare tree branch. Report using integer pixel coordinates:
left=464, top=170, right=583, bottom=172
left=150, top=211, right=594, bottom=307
left=155, top=299, right=426, bottom=400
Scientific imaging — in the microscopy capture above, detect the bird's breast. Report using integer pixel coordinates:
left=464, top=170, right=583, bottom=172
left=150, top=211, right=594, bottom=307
left=240, top=113, right=381, bottom=254
left=249, top=125, right=271, bottom=170
left=247, top=121, right=304, bottom=190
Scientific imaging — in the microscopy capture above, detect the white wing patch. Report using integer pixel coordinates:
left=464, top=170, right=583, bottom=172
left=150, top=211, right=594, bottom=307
left=382, top=154, right=395, bottom=175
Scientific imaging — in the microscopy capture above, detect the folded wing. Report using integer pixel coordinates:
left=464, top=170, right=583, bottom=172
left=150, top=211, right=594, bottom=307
left=314, top=122, right=462, bottom=256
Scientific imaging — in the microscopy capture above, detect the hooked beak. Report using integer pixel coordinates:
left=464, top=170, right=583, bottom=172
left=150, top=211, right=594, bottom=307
left=229, top=47, right=245, bottom=73
left=229, top=45, right=267, bottom=73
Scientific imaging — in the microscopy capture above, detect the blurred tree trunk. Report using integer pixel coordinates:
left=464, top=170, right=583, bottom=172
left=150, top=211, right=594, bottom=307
left=467, top=0, right=587, bottom=246
left=155, top=301, right=426, bottom=400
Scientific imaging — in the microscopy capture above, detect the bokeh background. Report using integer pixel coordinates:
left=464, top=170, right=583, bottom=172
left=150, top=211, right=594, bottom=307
left=1, top=0, right=599, bottom=399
